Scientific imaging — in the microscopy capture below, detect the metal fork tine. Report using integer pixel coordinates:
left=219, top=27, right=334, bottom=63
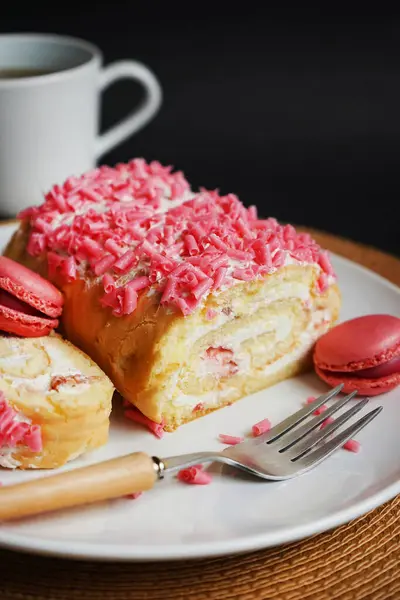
left=275, top=390, right=358, bottom=450
left=287, top=397, right=370, bottom=460
left=260, top=383, right=344, bottom=444
left=298, top=406, right=383, bottom=468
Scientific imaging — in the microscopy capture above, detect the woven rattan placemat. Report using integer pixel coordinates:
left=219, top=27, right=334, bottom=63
left=0, top=228, right=399, bottom=600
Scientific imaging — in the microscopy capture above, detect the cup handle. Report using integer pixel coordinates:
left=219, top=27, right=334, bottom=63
left=95, top=60, right=162, bottom=159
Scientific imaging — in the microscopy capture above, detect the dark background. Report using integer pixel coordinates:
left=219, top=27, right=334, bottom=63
left=2, top=6, right=400, bottom=257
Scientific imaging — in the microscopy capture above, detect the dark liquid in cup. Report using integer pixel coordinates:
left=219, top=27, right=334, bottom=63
left=0, top=68, right=56, bottom=79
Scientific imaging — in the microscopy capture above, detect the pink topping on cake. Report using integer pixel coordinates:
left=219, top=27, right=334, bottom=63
left=0, top=393, right=43, bottom=452
left=20, top=158, right=336, bottom=317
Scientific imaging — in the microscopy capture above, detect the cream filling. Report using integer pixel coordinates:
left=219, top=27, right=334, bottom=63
left=172, top=386, right=235, bottom=408
left=171, top=308, right=331, bottom=408
left=195, top=315, right=293, bottom=378
left=0, top=447, right=21, bottom=469
left=164, top=282, right=313, bottom=397
left=186, top=281, right=311, bottom=346
left=1, top=338, right=88, bottom=395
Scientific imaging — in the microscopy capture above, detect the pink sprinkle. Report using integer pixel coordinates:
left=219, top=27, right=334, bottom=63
left=93, top=254, right=115, bottom=276
left=102, top=273, right=115, bottom=293
left=192, top=403, right=205, bottom=412
left=206, top=308, right=217, bottom=320
left=164, top=225, right=174, bottom=245
left=189, top=222, right=206, bottom=241
left=306, top=397, right=328, bottom=416
left=81, top=238, right=103, bottom=258
left=248, top=205, right=258, bottom=220
left=252, top=419, right=272, bottom=437
left=212, top=266, right=227, bottom=289
left=127, top=276, right=150, bottom=292
left=209, top=233, right=228, bottom=251
left=218, top=434, right=244, bottom=445
left=140, top=239, right=157, bottom=257
left=183, top=271, right=198, bottom=287
left=317, top=272, right=330, bottom=293
left=174, top=297, right=192, bottom=316
left=272, top=249, right=285, bottom=267
left=24, top=425, right=43, bottom=452
left=160, top=277, right=177, bottom=304
left=62, top=256, right=77, bottom=282
left=0, top=397, right=42, bottom=452
left=313, top=404, right=328, bottom=416
left=184, top=234, right=199, bottom=256
left=169, top=263, right=187, bottom=279
left=104, top=238, right=124, bottom=256
left=227, top=248, right=253, bottom=261
left=27, top=232, right=46, bottom=256
left=113, top=250, right=136, bottom=274
left=253, top=240, right=272, bottom=267
left=267, top=234, right=280, bottom=253
left=343, top=439, right=361, bottom=453
left=64, top=176, right=80, bottom=191
left=208, top=254, right=229, bottom=270
left=34, top=217, right=51, bottom=233
left=47, top=251, right=63, bottom=277
left=232, top=268, right=253, bottom=281
left=126, top=492, right=143, bottom=500
left=122, top=285, right=138, bottom=314
left=192, top=277, right=213, bottom=299
left=283, top=224, right=296, bottom=240
left=235, top=218, right=252, bottom=238
left=177, top=466, right=212, bottom=485
left=319, top=251, right=334, bottom=276
left=53, top=193, right=68, bottom=212
left=124, top=408, right=165, bottom=439
left=320, top=416, right=335, bottom=429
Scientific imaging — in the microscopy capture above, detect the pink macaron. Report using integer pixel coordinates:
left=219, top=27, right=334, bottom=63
left=313, top=314, right=400, bottom=396
left=0, top=256, right=63, bottom=337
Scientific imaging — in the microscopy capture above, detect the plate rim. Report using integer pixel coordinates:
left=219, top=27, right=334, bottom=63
left=0, top=223, right=399, bottom=561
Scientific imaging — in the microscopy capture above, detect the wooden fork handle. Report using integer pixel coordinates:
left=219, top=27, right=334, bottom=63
left=0, top=452, right=157, bottom=521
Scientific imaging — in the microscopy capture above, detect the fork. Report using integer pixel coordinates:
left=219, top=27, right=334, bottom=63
left=0, top=384, right=382, bottom=521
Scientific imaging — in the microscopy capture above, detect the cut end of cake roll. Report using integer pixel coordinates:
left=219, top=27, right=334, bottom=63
left=4, top=158, right=341, bottom=432
left=0, top=334, right=114, bottom=469
left=138, top=264, right=340, bottom=431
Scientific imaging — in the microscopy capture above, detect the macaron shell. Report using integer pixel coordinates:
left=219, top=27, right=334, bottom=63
left=0, top=256, right=63, bottom=318
left=315, top=364, right=400, bottom=396
left=314, top=314, right=400, bottom=372
left=0, top=305, right=58, bottom=338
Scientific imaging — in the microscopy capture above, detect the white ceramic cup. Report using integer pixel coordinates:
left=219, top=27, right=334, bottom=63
left=0, top=33, right=163, bottom=216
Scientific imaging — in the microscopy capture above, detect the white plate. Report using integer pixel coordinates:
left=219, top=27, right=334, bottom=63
left=0, top=222, right=399, bottom=562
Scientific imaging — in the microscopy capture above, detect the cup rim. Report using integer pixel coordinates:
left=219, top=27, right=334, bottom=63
left=0, top=32, right=102, bottom=87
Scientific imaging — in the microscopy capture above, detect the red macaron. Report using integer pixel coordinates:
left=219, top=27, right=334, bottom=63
left=313, top=314, right=400, bottom=396
left=0, top=256, right=63, bottom=337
